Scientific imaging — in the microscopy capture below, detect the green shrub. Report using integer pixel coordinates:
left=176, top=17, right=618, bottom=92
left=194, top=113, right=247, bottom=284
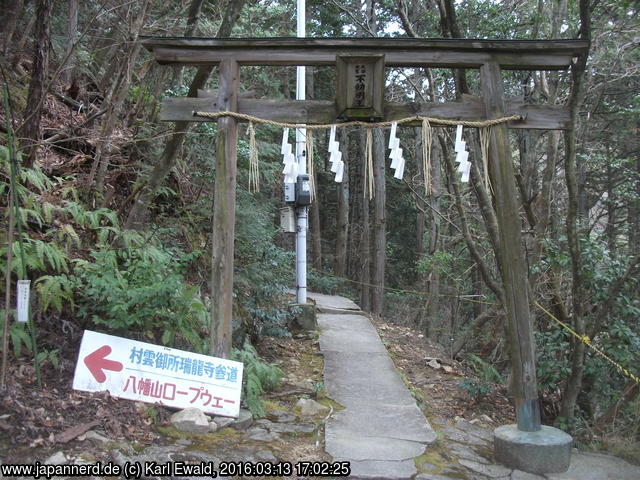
left=233, top=187, right=297, bottom=339
left=232, top=341, right=282, bottom=417
left=0, top=317, right=59, bottom=367
left=466, top=353, right=504, bottom=384
left=459, top=378, right=492, bottom=403
left=73, top=243, right=208, bottom=352
left=307, top=268, right=346, bottom=295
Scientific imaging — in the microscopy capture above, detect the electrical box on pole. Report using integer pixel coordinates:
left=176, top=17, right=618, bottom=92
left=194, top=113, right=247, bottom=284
left=283, top=183, right=296, bottom=203
left=295, top=174, right=311, bottom=206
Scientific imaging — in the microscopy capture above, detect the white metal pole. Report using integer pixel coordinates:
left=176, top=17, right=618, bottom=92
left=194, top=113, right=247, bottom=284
left=295, top=0, right=307, bottom=304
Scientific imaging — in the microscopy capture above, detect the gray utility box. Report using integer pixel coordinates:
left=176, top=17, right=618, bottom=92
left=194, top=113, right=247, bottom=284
left=283, top=182, right=296, bottom=203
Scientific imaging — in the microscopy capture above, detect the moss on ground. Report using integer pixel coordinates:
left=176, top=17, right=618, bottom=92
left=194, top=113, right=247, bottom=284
left=156, top=426, right=244, bottom=452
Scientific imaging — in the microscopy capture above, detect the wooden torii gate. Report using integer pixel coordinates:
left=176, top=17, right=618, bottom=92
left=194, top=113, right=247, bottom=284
left=141, top=37, right=588, bottom=432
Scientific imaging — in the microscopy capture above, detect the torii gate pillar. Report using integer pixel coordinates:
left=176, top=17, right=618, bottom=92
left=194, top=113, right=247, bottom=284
left=210, top=59, right=239, bottom=359
left=481, top=61, right=573, bottom=473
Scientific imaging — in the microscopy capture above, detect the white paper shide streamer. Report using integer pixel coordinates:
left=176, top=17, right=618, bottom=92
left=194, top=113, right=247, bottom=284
left=281, top=128, right=298, bottom=184
left=455, top=125, right=471, bottom=183
left=328, top=125, right=344, bottom=183
left=388, top=122, right=405, bottom=180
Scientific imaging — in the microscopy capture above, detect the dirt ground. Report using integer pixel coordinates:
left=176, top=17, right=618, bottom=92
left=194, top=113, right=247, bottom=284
left=371, top=317, right=515, bottom=426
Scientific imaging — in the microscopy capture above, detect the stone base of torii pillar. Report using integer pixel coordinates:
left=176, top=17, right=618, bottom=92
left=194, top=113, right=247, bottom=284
left=495, top=424, right=573, bottom=475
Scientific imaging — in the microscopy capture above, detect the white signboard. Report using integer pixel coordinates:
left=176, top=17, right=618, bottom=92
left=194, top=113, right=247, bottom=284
left=73, top=330, right=243, bottom=417
left=16, top=280, right=31, bottom=323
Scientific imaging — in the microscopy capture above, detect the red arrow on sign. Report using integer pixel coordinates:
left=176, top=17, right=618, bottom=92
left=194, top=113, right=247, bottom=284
left=84, top=345, right=123, bottom=383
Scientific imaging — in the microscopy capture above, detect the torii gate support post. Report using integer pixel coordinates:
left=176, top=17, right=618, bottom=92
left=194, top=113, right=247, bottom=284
left=481, top=61, right=572, bottom=474
left=210, top=58, right=239, bottom=359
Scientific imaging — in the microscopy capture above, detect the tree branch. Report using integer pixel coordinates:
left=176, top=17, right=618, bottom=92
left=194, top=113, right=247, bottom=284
left=441, top=135, right=504, bottom=303
left=588, top=252, right=640, bottom=338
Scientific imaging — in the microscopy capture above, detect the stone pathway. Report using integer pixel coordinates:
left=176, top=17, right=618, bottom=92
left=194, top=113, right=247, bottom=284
left=308, top=292, right=640, bottom=480
left=311, top=293, right=437, bottom=479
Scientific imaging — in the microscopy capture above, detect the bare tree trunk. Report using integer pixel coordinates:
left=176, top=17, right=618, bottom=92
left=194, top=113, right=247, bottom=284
left=11, top=13, right=35, bottom=69
left=125, top=0, right=248, bottom=230
left=516, top=129, right=541, bottom=230
left=630, top=156, right=640, bottom=256
left=530, top=0, right=564, bottom=288
left=88, top=0, right=150, bottom=196
left=172, top=0, right=207, bottom=86
left=559, top=0, right=590, bottom=421
left=452, top=308, right=497, bottom=357
left=335, top=129, right=349, bottom=277
left=310, top=169, right=322, bottom=270
left=357, top=131, right=371, bottom=311
left=63, top=0, right=78, bottom=84
left=1, top=0, right=23, bottom=56
left=413, top=127, right=426, bottom=331
left=307, top=66, right=322, bottom=270
left=425, top=139, right=442, bottom=332
left=435, top=0, right=469, bottom=97
left=605, top=162, right=617, bottom=253
left=18, top=0, right=53, bottom=168
left=370, top=128, right=386, bottom=317
left=441, top=135, right=504, bottom=302
left=531, top=131, right=559, bottom=266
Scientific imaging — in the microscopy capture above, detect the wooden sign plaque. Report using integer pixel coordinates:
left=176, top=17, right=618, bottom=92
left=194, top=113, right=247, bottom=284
left=335, top=54, right=385, bottom=120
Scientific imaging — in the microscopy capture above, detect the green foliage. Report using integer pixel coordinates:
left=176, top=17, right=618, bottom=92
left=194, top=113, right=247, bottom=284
left=307, top=268, right=345, bottom=295
left=232, top=342, right=282, bottom=418
left=465, top=354, right=503, bottom=384
left=62, top=201, right=119, bottom=230
left=73, top=242, right=208, bottom=351
left=233, top=188, right=296, bottom=339
left=0, top=317, right=58, bottom=368
left=2, top=320, right=31, bottom=357
left=459, top=378, right=492, bottom=403
left=535, top=329, right=572, bottom=392
left=417, top=251, right=464, bottom=279
left=459, top=354, right=502, bottom=404
left=2, top=237, right=71, bottom=275
left=536, top=233, right=640, bottom=420
left=35, top=274, right=75, bottom=313
left=1, top=153, right=210, bottom=355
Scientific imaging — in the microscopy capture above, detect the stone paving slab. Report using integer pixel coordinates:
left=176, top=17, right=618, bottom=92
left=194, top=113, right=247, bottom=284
left=311, top=292, right=640, bottom=480
left=318, top=306, right=369, bottom=315
left=318, top=314, right=388, bottom=353
left=545, top=451, right=640, bottom=480
left=345, top=459, right=420, bottom=480
left=323, top=351, right=417, bottom=407
left=325, top=430, right=426, bottom=462
left=308, top=292, right=361, bottom=311
left=328, top=404, right=436, bottom=443
left=318, top=313, right=380, bottom=336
